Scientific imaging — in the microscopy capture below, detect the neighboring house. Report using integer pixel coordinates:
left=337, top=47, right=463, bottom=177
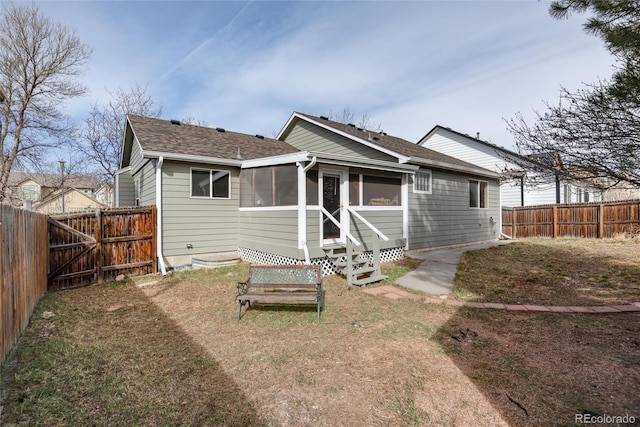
left=6, top=172, right=99, bottom=211
left=597, top=178, right=640, bottom=202
left=95, top=182, right=115, bottom=208
left=116, top=113, right=500, bottom=279
left=418, top=126, right=602, bottom=207
left=32, top=187, right=107, bottom=214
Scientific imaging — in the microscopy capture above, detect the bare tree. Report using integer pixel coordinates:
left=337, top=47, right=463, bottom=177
left=0, top=2, right=91, bottom=202
left=506, top=0, right=640, bottom=189
left=179, top=116, right=209, bottom=127
left=80, top=83, right=162, bottom=183
left=507, top=82, right=640, bottom=189
left=327, top=107, right=383, bottom=132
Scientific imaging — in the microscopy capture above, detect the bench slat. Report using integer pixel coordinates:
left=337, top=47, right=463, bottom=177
left=238, top=293, right=319, bottom=302
left=245, top=283, right=318, bottom=290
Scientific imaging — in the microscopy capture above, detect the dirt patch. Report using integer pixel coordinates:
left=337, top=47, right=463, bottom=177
left=139, top=267, right=507, bottom=426
left=2, top=240, right=639, bottom=426
left=435, top=308, right=640, bottom=425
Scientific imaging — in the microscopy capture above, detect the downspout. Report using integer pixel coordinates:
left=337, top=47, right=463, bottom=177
left=297, top=156, right=317, bottom=264
left=156, top=156, right=167, bottom=275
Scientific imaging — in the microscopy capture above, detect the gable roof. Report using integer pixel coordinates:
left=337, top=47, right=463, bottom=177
left=420, top=125, right=517, bottom=157
left=279, top=113, right=498, bottom=178
left=124, top=115, right=300, bottom=166
left=33, top=187, right=106, bottom=209
left=420, top=125, right=568, bottom=172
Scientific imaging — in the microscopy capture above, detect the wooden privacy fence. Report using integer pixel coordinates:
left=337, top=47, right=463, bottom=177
left=48, top=207, right=157, bottom=291
left=1, top=205, right=48, bottom=363
left=502, top=200, right=640, bottom=239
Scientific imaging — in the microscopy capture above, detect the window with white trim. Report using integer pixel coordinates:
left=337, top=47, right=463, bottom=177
left=191, top=168, right=230, bottom=198
left=469, top=179, right=488, bottom=208
left=413, top=171, right=432, bottom=194
left=134, top=178, right=140, bottom=206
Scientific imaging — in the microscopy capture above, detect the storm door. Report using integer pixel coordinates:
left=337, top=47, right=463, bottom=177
left=320, top=169, right=347, bottom=245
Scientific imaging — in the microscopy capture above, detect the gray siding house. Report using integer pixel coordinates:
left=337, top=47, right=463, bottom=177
left=419, top=126, right=602, bottom=207
left=116, top=113, right=500, bottom=281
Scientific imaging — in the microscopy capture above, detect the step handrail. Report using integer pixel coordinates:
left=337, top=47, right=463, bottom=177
left=346, top=207, right=390, bottom=241
left=320, top=206, right=361, bottom=246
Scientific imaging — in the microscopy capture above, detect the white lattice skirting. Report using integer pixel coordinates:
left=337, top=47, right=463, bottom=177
left=237, top=247, right=405, bottom=277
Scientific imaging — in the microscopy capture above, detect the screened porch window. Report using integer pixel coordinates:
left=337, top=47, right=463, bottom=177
left=240, top=165, right=298, bottom=207
left=349, top=174, right=401, bottom=206
left=306, top=170, right=318, bottom=205
left=191, top=168, right=230, bottom=198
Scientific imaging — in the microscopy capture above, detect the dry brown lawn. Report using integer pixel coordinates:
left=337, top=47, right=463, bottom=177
left=1, top=238, right=639, bottom=426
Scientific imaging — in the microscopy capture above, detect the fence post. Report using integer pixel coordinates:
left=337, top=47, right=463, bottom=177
left=553, top=205, right=558, bottom=238
left=512, top=207, right=517, bottom=239
left=95, top=209, right=103, bottom=284
left=598, top=204, right=604, bottom=239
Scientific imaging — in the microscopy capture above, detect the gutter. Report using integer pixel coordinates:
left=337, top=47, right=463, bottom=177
left=143, top=150, right=244, bottom=168
left=156, top=156, right=167, bottom=275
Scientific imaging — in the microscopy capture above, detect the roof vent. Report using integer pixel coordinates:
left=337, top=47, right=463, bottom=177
left=347, top=123, right=355, bottom=127
left=170, top=119, right=181, bottom=125
left=319, top=116, right=329, bottom=120
left=373, top=136, right=379, bottom=141
left=216, top=127, right=225, bottom=133
left=255, top=134, right=264, bottom=139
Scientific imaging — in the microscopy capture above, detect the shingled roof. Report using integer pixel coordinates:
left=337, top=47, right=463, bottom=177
left=294, top=113, right=497, bottom=174
left=127, top=115, right=300, bottom=161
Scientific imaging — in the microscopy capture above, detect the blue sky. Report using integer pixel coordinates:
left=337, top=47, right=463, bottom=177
left=35, top=1, right=614, bottom=150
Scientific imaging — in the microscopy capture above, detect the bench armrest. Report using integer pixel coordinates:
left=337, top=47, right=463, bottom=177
left=237, top=281, right=249, bottom=297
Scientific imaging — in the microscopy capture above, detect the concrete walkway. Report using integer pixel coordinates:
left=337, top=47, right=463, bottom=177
left=396, top=240, right=514, bottom=295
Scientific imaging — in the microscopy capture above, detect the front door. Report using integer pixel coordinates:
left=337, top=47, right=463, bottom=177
left=321, top=169, right=347, bottom=245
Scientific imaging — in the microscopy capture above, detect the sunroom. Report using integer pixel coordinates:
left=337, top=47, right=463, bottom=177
left=236, top=151, right=418, bottom=280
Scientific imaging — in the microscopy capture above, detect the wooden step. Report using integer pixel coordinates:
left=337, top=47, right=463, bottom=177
left=333, top=258, right=369, bottom=269
left=351, top=266, right=377, bottom=275
left=352, top=275, right=388, bottom=286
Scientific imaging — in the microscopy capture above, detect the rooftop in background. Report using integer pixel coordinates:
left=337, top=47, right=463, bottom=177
left=8, top=172, right=99, bottom=189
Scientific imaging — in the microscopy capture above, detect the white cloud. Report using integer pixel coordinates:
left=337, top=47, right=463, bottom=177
left=30, top=1, right=615, bottom=151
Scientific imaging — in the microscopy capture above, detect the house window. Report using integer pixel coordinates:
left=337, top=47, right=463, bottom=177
left=239, top=165, right=297, bottom=207
left=470, top=179, right=488, bottom=208
left=191, top=168, right=230, bottom=198
left=413, top=171, right=432, bottom=194
left=134, top=178, right=140, bottom=207
left=21, top=185, right=38, bottom=201
left=564, top=184, right=571, bottom=203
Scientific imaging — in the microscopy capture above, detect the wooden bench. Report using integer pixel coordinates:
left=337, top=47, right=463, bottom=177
left=236, top=264, right=324, bottom=322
